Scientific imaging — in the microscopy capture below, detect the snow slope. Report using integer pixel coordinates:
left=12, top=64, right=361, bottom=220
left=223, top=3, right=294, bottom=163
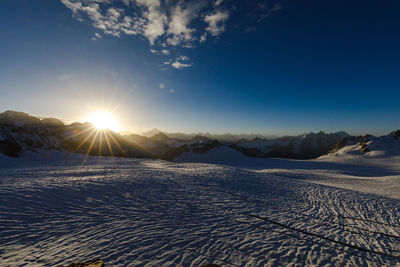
left=1, top=154, right=400, bottom=266
left=175, top=146, right=259, bottom=166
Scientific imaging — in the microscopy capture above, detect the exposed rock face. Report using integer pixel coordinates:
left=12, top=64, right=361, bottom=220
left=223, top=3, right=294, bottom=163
left=331, top=135, right=373, bottom=154
left=391, top=130, right=400, bottom=140
left=0, top=137, right=22, bottom=157
left=358, top=134, right=371, bottom=153
left=58, top=259, right=104, bottom=267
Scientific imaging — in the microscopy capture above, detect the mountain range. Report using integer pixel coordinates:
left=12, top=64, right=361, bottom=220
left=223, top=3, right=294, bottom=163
left=1, top=110, right=398, bottom=161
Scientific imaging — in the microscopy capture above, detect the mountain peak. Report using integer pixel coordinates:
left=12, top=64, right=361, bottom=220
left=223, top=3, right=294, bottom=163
left=0, top=110, right=42, bottom=127
left=142, top=128, right=162, bottom=137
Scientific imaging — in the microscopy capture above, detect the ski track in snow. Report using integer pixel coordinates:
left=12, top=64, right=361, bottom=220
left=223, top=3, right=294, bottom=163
left=1, top=158, right=400, bottom=266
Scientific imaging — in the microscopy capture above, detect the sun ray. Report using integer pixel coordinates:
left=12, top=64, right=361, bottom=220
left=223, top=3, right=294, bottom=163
left=83, top=129, right=99, bottom=164
left=69, top=128, right=97, bottom=157
left=104, top=131, right=114, bottom=157
left=62, top=126, right=93, bottom=142
left=98, top=130, right=103, bottom=156
left=106, top=129, right=127, bottom=157
left=86, top=129, right=99, bottom=156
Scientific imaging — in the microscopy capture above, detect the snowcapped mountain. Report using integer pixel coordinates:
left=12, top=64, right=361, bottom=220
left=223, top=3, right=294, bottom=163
left=236, top=131, right=350, bottom=159
left=142, top=130, right=279, bottom=143
left=322, top=130, right=400, bottom=160
left=1, top=110, right=399, bottom=163
left=141, top=128, right=162, bottom=137
left=0, top=111, right=149, bottom=158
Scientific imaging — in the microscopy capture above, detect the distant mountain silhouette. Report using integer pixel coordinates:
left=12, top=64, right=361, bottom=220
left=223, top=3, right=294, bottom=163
left=0, top=110, right=149, bottom=158
left=141, top=128, right=162, bottom=137
left=1, top=110, right=398, bottom=161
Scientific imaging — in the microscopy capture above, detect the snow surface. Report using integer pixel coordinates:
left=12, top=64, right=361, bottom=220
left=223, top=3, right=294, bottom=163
left=1, top=150, right=400, bottom=266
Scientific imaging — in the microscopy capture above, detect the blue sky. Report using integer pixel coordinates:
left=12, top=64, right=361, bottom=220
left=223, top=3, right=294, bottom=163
left=1, top=0, right=399, bottom=135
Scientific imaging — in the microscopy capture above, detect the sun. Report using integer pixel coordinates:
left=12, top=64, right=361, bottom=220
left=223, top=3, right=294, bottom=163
left=86, top=111, right=121, bottom=132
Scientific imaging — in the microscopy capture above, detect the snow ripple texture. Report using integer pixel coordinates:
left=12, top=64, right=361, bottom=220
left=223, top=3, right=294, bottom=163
left=1, top=158, right=400, bottom=266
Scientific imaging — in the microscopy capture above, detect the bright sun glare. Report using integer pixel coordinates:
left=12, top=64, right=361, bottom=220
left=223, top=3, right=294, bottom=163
left=86, top=112, right=121, bottom=132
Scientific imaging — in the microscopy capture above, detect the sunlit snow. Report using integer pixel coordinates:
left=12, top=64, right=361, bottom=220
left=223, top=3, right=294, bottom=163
left=1, top=150, right=400, bottom=266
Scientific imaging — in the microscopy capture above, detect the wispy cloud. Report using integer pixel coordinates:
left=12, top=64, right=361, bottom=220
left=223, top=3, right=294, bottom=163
left=167, top=55, right=192, bottom=69
left=92, top=32, right=102, bottom=40
left=135, top=0, right=167, bottom=45
left=214, top=0, right=224, bottom=7
left=61, top=0, right=280, bottom=69
left=204, top=9, right=229, bottom=37
left=256, top=2, right=282, bottom=22
left=62, top=0, right=230, bottom=48
left=171, top=61, right=192, bottom=69
left=166, top=1, right=207, bottom=47
left=177, top=55, right=189, bottom=61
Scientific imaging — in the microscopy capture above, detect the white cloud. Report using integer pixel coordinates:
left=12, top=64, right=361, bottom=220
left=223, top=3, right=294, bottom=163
left=169, top=88, right=175, bottom=94
left=61, top=0, right=139, bottom=37
left=204, top=9, right=229, bottom=36
left=166, top=2, right=206, bottom=47
left=159, top=83, right=165, bottom=89
left=177, top=55, right=189, bottom=61
left=61, top=0, right=232, bottom=48
left=61, top=0, right=168, bottom=43
left=135, top=0, right=167, bottom=45
left=61, top=0, right=82, bottom=15
left=200, top=33, right=207, bottom=43
left=167, top=55, right=191, bottom=69
left=61, top=0, right=240, bottom=68
left=171, top=61, right=192, bottom=69
left=214, top=0, right=223, bottom=7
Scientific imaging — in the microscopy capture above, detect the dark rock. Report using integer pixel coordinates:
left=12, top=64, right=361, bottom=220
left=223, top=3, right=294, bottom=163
left=391, top=130, right=400, bottom=140
left=0, top=138, right=22, bottom=157
left=0, top=110, right=42, bottom=126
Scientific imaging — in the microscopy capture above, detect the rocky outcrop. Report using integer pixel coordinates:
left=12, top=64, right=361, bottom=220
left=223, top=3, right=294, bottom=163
left=0, top=111, right=150, bottom=158
left=0, top=110, right=42, bottom=126
left=391, top=130, right=400, bottom=140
